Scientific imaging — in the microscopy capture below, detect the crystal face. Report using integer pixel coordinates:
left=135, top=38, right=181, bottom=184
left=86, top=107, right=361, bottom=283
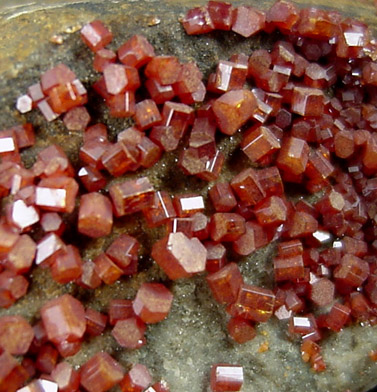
left=78, top=192, right=113, bottom=238
left=207, top=263, right=243, bottom=304
left=40, top=294, right=86, bottom=344
left=212, top=89, right=257, bottom=135
left=132, top=282, right=173, bottom=323
left=151, top=232, right=207, bottom=280
left=80, top=352, right=124, bottom=392
left=109, top=177, right=155, bottom=216
left=210, top=364, right=244, bottom=392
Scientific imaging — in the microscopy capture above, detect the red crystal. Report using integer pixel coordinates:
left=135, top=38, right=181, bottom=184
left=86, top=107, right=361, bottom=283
left=232, top=284, right=275, bottom=322
left=212, top=89, right=257, bottom=135
left=254, top=196, right=288, bottom=226
left=143, top=191, right=176, bottom=227
left=274, top=255, right=305, bottom=282
left=40, top=64, right=76, bottom=94
left=80, top=20, right=113, bottom=52
left=232, top=6, right=265, bottom=37
left=334, top=254, right=369, bottom=288
left=209, top=183, right=237, bottom=212
left=132, top=283, right=173, bottom=324
left=36, top=177, right=79, bottom=214
left=0, top=351, right=28, bottom=392
left=287, top=211, right=318, bottom=238
left=207, top=263, right=243, bottom=304
left=151, top=232, right=207, bottom=280
left=35, top=233, right=66, bottom=267
left=77, top=260, right=102, bottom=290
left=35, top=343, right=58, bottom=373
left=108, top=299, right=134, bottom=325
left=40, top=294, right=86, bottom=344
left=51, top=362, right=80, bottom=392
left=118, top=35, right=155, bottom=68
left=78, top=192, right=113, bottom=238
left=207, top=1, right=233, bottom=30
left=94, top=253, right=123, bottom=285
left=241, top=125, right=280, bottom=163
left=80, top=138, right=108, bottom=170
left=291, top=87, right=325, bottom=117
left=145, top=56, right=181, bottom=85
left=78, top=166, right=107, bottom=192
left=112, top=316, right=146, bottom=350
left=230, top=168, right=266, bottom=206
left=134, top=100, right=162, bottom=131
left=210, top=213, right=245, bottom=242
left=49, top=80, right=87, bottom=114
left=85, top=308, right=108, bottom=337
left=325, top=302, right=351, bottom=331
left=109, top=177, right=155, bottom=217
left=204, top=241, right=227, bottom=273
left=309, top=277, right=335, bottom=307
left=50, top=245, right=83, bottom=284
left=266, top=1, right=299, bottom=30
left=80, top=352, right=124, bottom=392
left=145, top=79, right=175, bottom=104
left=277, top=136, right=310, bottom=176
left=208, top=60, right=247, bottom=93
left=173, top=194, right=204, bottom=217
left=210, top=364, right=244, bottom=392
left=0, top=315, right=34, bottom=355
left=40, top=212, right=65, bottom=236
left=181, top=7, right=215, bottom=35
left=105, top=234, right=139, bottom=270
left=227, top=317, right=256, bottom=344
left=103, top=64, right=139, bottom=95
left=5, top=234, right=36, bottom=274
left=93, top=48, right=117, bottom=72
left=107, top=92, right=136, bottom=118
left=119, top=364, right=152, bottom=392
left=63, top=106, right=90, bottom=131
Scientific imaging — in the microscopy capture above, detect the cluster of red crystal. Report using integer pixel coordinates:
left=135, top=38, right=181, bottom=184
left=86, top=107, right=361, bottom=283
left=0, top=287, right=171, bottom=391
left=16, top=63, right=89, bottom=129
left=5, top=0, right=377, bottom=389
left=178, top=0, right=377, bottom=375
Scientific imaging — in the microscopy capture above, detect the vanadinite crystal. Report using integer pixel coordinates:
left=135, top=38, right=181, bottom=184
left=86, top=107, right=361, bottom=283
left=232, top=284, right=275, bottom=322
left=112, top=317, right=146, bottom=349
left=8, top=1, right=377, bottom=389
left=210, top=364, right=244, bottom=392
left=212, top=89, right=257, bottom=135
left=40, top=294, right=86, bottom=344
left=80, top=352, right=124, bottom=392
left=151, top=232, right=207, bottom=279
left=78, top=192, right=113, bottom=238
left=207, top=263, right=243, bottom=304
left=133, top=283, right=173, bottom=323
left=120, top=363, right=152, bottom=392
left=0, top=315, right=34, bottom=355
left=109, top=177, right=155, bottom=216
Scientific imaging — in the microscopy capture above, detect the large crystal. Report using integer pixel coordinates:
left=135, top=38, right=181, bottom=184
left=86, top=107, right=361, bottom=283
left=0, top=315, right=34, bottom=355
left=151, top=232, right=207, bottom=279
left=78, top=192, right=113, bottom=238
left=212, top=89, right=257, bottom=135
left=206, top=263, right=243, bottom=304
left=40, top=294, right=86, bottom=344
left=109, top=177, right=155, bottom=217
left=80, top=352, right=124, bottom=392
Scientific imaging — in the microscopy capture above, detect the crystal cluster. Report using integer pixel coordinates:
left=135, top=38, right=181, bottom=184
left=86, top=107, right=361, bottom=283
left=4, top=0, right=377, bottom=390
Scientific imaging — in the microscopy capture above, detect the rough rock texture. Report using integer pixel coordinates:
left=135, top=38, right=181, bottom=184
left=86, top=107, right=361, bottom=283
left=1, top=1, right=377, bottom=392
